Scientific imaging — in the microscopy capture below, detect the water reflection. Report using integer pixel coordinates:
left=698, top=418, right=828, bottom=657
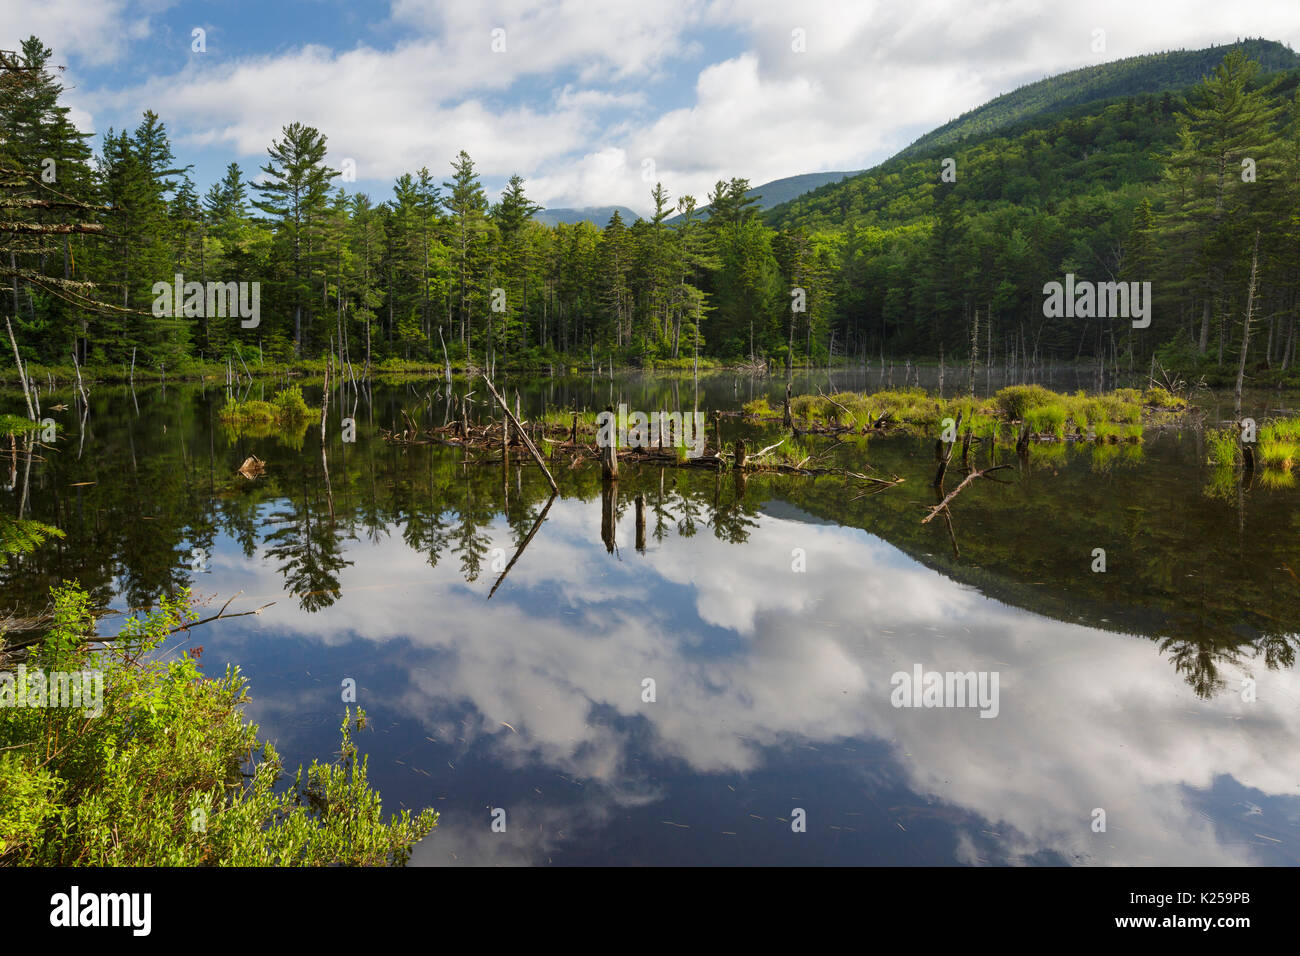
left=3, top=376, right=1300, bottom=864
left=199, top=493, right=1300, bottom=865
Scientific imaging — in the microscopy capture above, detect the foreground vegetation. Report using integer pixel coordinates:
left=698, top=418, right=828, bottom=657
left=0, top=584, right=437, bottom=865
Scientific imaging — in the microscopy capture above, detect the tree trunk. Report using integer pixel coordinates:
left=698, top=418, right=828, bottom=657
left=1234, top=232, right=1260, bottom=419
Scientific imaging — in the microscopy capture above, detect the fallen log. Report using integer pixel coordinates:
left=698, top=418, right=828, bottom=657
left=481, top=374, right=559, bottom=494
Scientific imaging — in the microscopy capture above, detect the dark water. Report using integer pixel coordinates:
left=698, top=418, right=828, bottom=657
left=4, top=368, right=1300, bottom=865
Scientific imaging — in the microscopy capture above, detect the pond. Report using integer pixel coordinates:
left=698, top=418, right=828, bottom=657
left=4, top=367, right=1300, bottom=865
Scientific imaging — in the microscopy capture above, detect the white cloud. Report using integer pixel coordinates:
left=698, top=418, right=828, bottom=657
left=43, top=0, right=1300, bottom=209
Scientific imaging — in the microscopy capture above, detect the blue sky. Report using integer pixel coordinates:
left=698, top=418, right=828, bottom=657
left=8, top=1, right=1300, bottom=215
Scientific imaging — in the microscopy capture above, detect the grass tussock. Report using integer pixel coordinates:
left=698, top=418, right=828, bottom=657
left=1206, top=427, right=1241, bottom=468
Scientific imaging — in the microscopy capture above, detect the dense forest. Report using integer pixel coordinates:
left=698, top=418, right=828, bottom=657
left=3, top=35, right=1300, bottom=378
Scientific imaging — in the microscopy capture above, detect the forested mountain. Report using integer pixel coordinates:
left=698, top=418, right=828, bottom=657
left=2, top=34, right=1300, bottom=379
left=897, top=38, right=1300, bottom=159
left=535, top=206, right=641, bottom=227
left=766, top=45, right=1300, bottom=375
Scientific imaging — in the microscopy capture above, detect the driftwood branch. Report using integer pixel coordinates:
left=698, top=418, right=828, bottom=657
left=481, top=374, right=559, bottom=494
left=161, top=592, right=276, bottom=637
left=921, top=464, right=1011, bottom=524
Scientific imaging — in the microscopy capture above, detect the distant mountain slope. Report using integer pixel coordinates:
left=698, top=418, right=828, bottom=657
left=899, top=38, right=1300, bottom=159
left=535, top=206, right=640, bottom=227
left=664, top=170, right=862, bottom=224
left=741, top=170, right=864, bottom=209
left=765, top=39, right=1300, bottom=233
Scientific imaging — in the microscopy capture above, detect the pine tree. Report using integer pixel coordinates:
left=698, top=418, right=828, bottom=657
left=442, top=151, right=489, bottom=358
left=251, top=122, right=337, bottom=357
left=490, top=173, right=541, bottom=351
left=1164, top=50, right=1285, bottom=356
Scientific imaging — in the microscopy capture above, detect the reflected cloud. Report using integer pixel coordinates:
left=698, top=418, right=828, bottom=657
left=212, top=496, right=1300, bottom=865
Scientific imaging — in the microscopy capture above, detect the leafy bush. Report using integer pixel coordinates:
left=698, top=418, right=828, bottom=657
left=0, top=584, right=436, bottom=865
left=0, top=414, right=40, bottom=436
left=1263, top=418, right=1300, bottom=443
left=1142, top=386, right=1186, bottom=408
left=273, top=385, right=310, bottom=420
left=1259, top=439, right=1298, bottom=470
left=1093, top=421, right=1122, bottom=442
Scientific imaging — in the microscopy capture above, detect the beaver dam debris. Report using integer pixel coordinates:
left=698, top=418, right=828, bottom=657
left=382, top=378, right=904, bottom=490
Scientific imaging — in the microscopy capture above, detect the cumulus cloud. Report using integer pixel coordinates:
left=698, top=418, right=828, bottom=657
left=34, top=0, right=1300, bottom=216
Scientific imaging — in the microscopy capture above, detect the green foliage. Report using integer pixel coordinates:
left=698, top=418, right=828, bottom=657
left=1025, top=403, right=1067, bottom=437
left=1262, top=418, right=1300, bottom=443
left=0, top=515, right=65, bottom=557
left=1259, top=438, right=1298, bottom=469
left=0, top=414, right=39, bottom=435
left=273, top=385, right=310, bottom=420
left=1142, top=386, right=1187, bottom=408
left=994, top=385, right=1057, bottom=419
left=1206, top=427, right=1241, bottom=466
left=219, top=388, right=317, bottom=426
left=0, top=584, right=437, bottom=865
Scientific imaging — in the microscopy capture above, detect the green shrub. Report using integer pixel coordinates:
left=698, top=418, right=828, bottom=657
left=1143, top=386, right=1186, bottom=408
left=1260, top=439, right=1298, bottom=470
left=273, top=385, right=311, bottom=420
left=1, top=584, right=436, bottom=865
left=1263, top=417, right=1300, bottom=443
left=218, top=398, right=276, bottom=423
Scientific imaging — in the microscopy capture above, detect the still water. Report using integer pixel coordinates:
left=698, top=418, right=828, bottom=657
left=4, top=368, right=1300, bottom=865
